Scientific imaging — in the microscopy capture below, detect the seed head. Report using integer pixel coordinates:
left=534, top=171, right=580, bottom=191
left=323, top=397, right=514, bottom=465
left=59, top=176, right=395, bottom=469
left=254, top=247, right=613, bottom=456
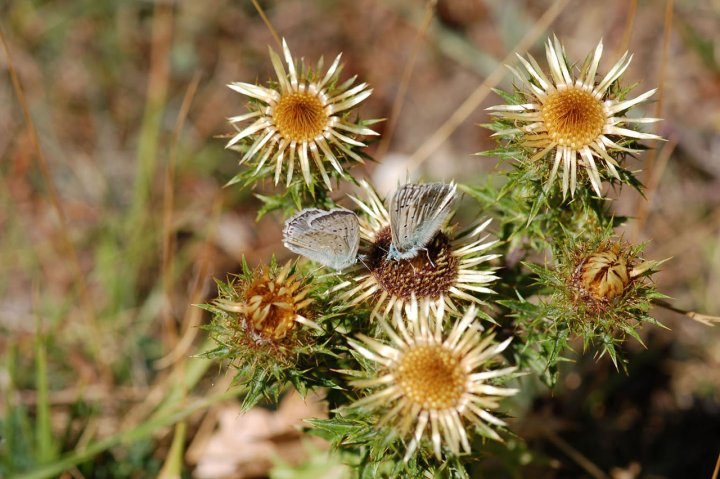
left=367, top=227, right=459, bottom=303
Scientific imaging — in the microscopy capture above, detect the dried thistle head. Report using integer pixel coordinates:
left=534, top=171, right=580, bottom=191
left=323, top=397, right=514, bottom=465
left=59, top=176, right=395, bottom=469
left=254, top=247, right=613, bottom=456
left=215, top=261, right=319, bottom=349
left=201, top=260, right=328, bottom=408
left=204, top=260, right=330, bottom=408
left=366, top=226, right=460, bottom=302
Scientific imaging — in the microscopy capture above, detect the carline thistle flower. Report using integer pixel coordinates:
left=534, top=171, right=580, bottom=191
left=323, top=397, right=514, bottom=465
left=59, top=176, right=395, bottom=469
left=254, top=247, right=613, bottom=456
left=226, top=39, right=377, bottom=190
left=214, top=261, right=320, bottom=347
left=348, top=299, right=518, bottom=461
left=208, top=260, right=328, bottom=409
left=333, top=181, right=500, bottom=318
left=569, top=240, right=661, bottom=314
left=488, top=36, right=663, bottom=198
left=545, top=238, right=667, bottom=366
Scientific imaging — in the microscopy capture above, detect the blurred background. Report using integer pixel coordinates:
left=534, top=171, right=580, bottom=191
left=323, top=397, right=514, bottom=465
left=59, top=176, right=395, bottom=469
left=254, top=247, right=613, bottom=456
left=1, top=0, right=719, bottom=477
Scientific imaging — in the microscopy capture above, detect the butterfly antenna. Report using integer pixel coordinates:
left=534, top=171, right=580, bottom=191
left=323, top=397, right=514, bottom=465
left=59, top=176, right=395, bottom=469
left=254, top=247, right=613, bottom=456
left=423, top=247, right=435, bottom=268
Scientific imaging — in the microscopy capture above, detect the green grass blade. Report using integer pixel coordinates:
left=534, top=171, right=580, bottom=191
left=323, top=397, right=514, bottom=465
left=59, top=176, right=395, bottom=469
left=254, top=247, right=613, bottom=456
left=34, top=329, right=56, bottom=463
left=157, top=422, right=187, bottom=479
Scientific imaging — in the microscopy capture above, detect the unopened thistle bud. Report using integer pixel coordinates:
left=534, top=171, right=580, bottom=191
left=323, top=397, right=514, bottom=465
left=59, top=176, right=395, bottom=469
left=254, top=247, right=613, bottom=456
left=569, top=240, right=661, bottom=311
left=577, top=243, right=631, bottom=302
left=545, top=238, right=667, bottom=365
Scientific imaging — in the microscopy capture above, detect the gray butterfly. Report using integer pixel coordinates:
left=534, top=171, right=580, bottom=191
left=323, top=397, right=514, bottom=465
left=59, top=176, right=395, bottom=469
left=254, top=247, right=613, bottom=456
left=283, top=208, right=360, bottom=270
left=388, top=182, right=457, bottom=260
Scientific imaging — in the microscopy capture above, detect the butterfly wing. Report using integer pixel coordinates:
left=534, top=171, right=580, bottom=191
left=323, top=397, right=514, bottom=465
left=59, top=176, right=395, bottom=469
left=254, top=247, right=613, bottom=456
left=283, top=208, right=359, bottom=270
left=307, top=209, right=360, bottom=269
left=389, top=182, right=457, bottom=259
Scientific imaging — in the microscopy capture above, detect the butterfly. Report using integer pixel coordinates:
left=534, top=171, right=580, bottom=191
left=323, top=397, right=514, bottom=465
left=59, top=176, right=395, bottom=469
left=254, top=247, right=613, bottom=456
left=283, top=208, right=360, bottom=270
left=387, top=182, right=457, bottom=260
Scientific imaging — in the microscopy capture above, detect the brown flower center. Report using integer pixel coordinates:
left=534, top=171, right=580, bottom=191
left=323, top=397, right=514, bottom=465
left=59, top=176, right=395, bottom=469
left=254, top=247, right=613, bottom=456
left=541, top=87, right=605, bottom=149
left=367, top=227, right=459, bottom=301
left=272, top=91, right=327, bottom=142
left=394, top=344, right=466, bottom=410
left=579, top=250, right=631, bottom=301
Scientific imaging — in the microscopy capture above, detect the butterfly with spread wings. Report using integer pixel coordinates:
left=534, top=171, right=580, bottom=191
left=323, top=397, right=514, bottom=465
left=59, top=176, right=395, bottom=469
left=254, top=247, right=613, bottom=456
left=283, top=208, right=360, bottom=271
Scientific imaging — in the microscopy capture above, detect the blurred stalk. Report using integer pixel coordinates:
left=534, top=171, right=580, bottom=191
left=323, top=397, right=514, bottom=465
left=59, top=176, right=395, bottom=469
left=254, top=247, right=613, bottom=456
left=120, top=335, right=218, bottom=431
left=153, top=337, right=218, bottom=417
left=3, top=342, right=34, bottom=470
left=404, top=0, right=570, bottom=172
left=129, top=2, right=172, bottom=225
left=125, top=2, right=174, bottom=300
left=157, top=422, right=187, bottom=479
left=375, top=0, right=437, bottom=161
left=634, top=0, right=673, bottom=237
left=162, top=73, right=201, bottom=352
left=251, top=0, right=281, bottom=49
left=34, top=320, right=56, bottom=463
left=383, top=0, right=503, bottom=77
left=617, top=0, right=638, bottom=55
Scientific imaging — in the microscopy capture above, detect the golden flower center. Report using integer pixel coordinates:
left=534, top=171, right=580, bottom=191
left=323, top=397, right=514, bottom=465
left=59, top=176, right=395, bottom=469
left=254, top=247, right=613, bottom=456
left=272, top=91, right=328, bottom=142
left=579, top=250, right=631, bottom=301
left=394, top=344, right=466, bottom=410
left=541, top=87, right=605, bottom=149
left=367, top=227, right=459, bottom=301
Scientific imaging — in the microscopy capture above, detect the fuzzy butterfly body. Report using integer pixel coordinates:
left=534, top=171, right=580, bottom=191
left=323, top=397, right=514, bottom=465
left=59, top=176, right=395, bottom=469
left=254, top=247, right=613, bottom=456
left=388, top=182, right=457, bottom=260
left=283, top=208, right=360, bottom=270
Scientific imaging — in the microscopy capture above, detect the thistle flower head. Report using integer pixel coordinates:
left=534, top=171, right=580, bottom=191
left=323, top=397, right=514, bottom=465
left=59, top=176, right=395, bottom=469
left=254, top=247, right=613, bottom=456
left=569, top=239, right=661, bottom=314
left=205, top=260, right=327, bottom=408
left=226, top=39, right=377, bottom=190
left=334, top=181, right=500, bottom=318
left=524, top=237, right=668, bottom=368
left=215, top=261, right=318, bottom=343
left=488, top=36, right=663, bottom=198
left=578, top=244, right=631, bottom=302
left=349, top=299, right=518, bottom=461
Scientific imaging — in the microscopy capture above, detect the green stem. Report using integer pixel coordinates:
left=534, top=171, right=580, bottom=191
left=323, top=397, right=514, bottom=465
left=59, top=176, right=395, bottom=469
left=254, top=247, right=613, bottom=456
left=34, top=328, right=55, bottom=462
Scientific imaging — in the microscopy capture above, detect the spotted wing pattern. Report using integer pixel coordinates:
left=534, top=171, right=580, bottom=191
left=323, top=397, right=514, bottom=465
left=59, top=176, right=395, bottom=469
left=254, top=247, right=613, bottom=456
left=283, top=208, right=360, bottom=270
left=388, top=182, right=457, bottom=260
